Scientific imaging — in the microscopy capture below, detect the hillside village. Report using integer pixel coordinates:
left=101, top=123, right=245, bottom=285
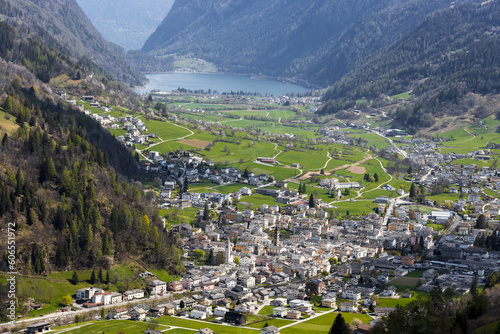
left=24, top=92, right=500, bottom=333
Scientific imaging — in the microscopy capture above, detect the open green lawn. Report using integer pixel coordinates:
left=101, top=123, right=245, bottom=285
left=281, top=312, right=370, bottom=334
left=389, top=277, right=428, bottom=292
left=279, top=150, right=330, bottom=169
left=246, top=318, right=295, bottom=329
left=425, top=193, right=461, bottom=203
left=405, top=270, right=424, bottom=278
left=347, top=132, right=391, bottom=150
left=163, top=329, right=194, bottom=334
left=0, top=108, right=19, bottom=134
left=242, top=163, right=297, bottom=181
left=378, top=298, right=415, bottom=308
left=140, top=118, right=192, bottom=140
left=6, top=263, right=150, bottom=318
left=238, top=193, right=282, bottom=210
left=177, top=102, right=232, bottom=110
left=407, top=205, right=434, bottom=213
left=52, top=320, right=154, bottom=334
left=163, top=207, right=200, bottom=225
left=472, top=320, right=500, bottom=334
left=390, top=91, right=412, bottom=100
left=148, top=269, right=179, bottom=283
left=258, top=305, right=275, bottom=316
left=428, top=223, right=445, bottom=231
left=157, top=315, right=258, bottom=334
left=332, top=200, right=380, bottom=217
left=213, top=183, right=255, bottom=194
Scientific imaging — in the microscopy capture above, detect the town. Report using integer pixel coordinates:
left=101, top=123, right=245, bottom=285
left=22, top=91, right=499, bottom=334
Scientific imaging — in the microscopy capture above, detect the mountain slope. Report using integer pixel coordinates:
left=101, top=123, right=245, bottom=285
left=75, top=0, right=174, bottom=50
left=142, top=0, right=473, bottom=87
left=321, top=0, right=500, bottom=131
left=0, top=0, right=145, bottom=85
left=0, top=19, right=183, bottom=298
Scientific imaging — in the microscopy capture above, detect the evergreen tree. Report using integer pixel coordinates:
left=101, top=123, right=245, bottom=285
left=2, top=133, right=8, bottom=147
left=329, top=313, right=350, bottom=334
left=98, top=268, right=104, bottom=283
left=72, top=271, right=79, bottom=285
left=183, top=176, right=189, bottom=192
left=15, top=169, right=24, bottom=195
left=207, top=249, right=214, bottom=264
left=90, top=269, right=96, bottom=284
left=3, top=95, right=13, bottom=112
left=105, top=271, right=110, bottom=284
left=410, top=183, right=416, bottom=199
left=180, top=300, right=185, bottom=309
left=102, top=231, right=111, bottom=255
left=374, top=173, right=379, bottom=182
left=308, top=193, right=316, bottom=208
left=476, top=214, right=487, bottom=229
left=243, top=168, right=249, bottom=178
left=203, top=201, right=210, bottom=221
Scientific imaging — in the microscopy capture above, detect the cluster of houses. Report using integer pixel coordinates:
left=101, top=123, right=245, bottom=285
left=75, top=279, right=170, bottom=309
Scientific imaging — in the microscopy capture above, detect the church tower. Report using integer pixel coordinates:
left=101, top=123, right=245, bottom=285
left=274, top=226, right=280, bottom=247
left=225, top=238, right=233, bottom=264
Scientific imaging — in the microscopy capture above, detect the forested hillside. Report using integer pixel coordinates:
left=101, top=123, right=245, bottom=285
left=142, top=0, right=473, bottom=87
left=370, top=274, right=500, bottom=334
left=0, top=21, right=183, bottom=278
left=0, top=0, right=145, bottom=86
left=321, top=0, right=500, bottom=132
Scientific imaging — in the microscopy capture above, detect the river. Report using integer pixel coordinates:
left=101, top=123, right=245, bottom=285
left=135, top=72, right=312, bottom=96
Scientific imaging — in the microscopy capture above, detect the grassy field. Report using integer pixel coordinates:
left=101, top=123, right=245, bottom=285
left=163, top=207, right=200, bottom=225
left=279, top=150, right=331, bottom=169
left=472, top=320, right=500, bottom=334
left=52, top=320, right=154, bottom=333
left=246, top=318, right=295, bottom=329
left=407, top=205, right=435, bottom=214
left=347, top=132, right=391, bottom=150
left=389, top=277, right=427, bottom=292
left=405, top=270, right=425, bottom=278
left=258, top=305, right=275, bottom=316
left=156, top=315, right=258, bottom=334
left=281, top=311, right=370, bottom=334
left=237, top=193, right=282, bottom=210
left=213, top=183, right=255, bottom=194
left=0, top=108, right=19, bottom=134
left=332, top=200, right=380, bottom=217
left=378, top=298, right=415, bottom=308
left=390, top=91, right=412, bottom=100
left=428, top=223, right=445, bottom=231
left=7, top=262, right=156, bottom=318
left=138, top=118, right=192, bottom=140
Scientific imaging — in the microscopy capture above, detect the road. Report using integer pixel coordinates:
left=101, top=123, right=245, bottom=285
left=420, top=168, right=433, bottom=182
left=273, top=143, right=283, bottom=159
left=370, top=130, right=408, bottom=159
left=136, top=119, right=195, bottom=162
left=436, top=214, right=461, bottom=245
left=327, top=158, right=397, bottom=206
left=0, top=295, right=171, bottom=328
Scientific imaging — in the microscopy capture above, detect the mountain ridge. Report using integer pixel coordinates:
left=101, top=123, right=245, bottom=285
left=0, top=0, right=145, bottom=86
left=142, top=0, right=474, bottom=87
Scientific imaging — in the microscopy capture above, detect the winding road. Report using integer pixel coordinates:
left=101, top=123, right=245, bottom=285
left=136, top=120, right=195, bottom=162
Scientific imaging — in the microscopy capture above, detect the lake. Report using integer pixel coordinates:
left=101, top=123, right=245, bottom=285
left=135, top=72, right=312, bottom=96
